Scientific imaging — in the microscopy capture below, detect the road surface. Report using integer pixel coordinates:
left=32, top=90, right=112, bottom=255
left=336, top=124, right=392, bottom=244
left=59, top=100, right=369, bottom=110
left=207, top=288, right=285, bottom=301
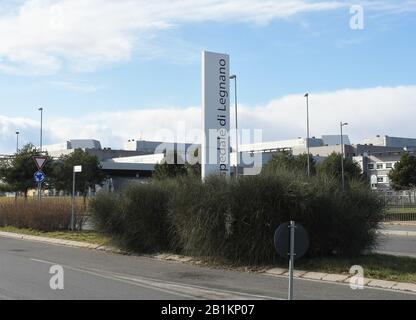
left=0, top=236, right=415, bottom=300
left=376, top=234, right=416, bottom=258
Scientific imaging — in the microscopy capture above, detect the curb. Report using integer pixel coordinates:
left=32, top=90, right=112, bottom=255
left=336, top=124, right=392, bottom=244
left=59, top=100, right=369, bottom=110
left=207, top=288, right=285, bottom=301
left=262, top=268, right=416, bottom=293
left=0, top=231, right=123, bottom=254
left=1, top=231, right=416, bottom=295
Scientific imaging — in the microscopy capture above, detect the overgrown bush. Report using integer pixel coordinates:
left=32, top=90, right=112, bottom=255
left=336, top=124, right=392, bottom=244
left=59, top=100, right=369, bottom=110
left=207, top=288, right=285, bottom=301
left=168, top=176, right=230, bottom=257
left=90, top=183, right=170, bottom=252
left=89, top=168, right=385, bottom=264
left=0, top=198, right=87, bottom=231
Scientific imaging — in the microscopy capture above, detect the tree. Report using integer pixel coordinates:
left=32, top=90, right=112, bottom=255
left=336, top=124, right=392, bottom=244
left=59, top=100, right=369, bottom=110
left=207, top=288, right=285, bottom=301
left=318, top=152, right=362, bottom=181
left=153, top=151, right=187, bottom=180
left=263, top=151, right=316, bottom=175
left=0, top=144, right=51, bottom=197
left=50, top=149, right=105, bottom=200
left=153, top=149, right=201, bottom=180
left=388, top=153, right=416, bottom=190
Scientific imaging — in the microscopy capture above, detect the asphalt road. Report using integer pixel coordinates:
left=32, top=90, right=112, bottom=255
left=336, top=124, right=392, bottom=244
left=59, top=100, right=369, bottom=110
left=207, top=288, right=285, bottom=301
left=376, top=234, right=416, bottom=258
left=0, top=237, right=415, bottom=300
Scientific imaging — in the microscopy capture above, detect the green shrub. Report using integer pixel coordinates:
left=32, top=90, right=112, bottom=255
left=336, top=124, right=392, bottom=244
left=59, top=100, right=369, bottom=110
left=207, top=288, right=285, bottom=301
left=89, top=168, right=385, bottom=265
left=168, top=176, right=230, bottom=258
left=168, top=171, right=384, bottom=264
left=90, top=183, right=170, bottom=253
left=89, top=192, right=122, bottom=234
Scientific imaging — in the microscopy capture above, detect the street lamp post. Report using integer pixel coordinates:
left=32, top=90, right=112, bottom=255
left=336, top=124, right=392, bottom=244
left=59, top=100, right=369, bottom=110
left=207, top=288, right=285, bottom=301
left=230, top=75, right=239, bottom=178
left=38, top=107, right=43, bottom=152
left=16, top=131, right=19, bottom=153
left=304, top=93, right=310, bottom=177
left=340, top=122, right=349, bottom=190
left=71, top=165, right=83, bottom=231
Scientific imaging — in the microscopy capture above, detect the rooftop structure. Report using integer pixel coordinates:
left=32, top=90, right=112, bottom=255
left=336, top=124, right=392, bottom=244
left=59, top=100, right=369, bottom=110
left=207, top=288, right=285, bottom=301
left=363, top=135, right=416, bottom=149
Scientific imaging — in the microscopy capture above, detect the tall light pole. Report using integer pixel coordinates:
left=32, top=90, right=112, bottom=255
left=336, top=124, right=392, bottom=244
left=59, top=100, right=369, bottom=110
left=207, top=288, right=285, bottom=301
left=304, top=93, right=310, bottom=177
left=340, top=122, right=349, bottom=191
left=16, top=131, right=19, bottom=153
left=72, top=165, right=83, bottom=231
left=38, top=107, right=44, bottom=152
left=230, top=74, right=239, bottom=178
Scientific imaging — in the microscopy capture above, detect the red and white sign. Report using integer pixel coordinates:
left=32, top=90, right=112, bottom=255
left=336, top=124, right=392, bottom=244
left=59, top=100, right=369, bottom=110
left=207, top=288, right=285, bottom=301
left=33, top=156, right=48, bottom=171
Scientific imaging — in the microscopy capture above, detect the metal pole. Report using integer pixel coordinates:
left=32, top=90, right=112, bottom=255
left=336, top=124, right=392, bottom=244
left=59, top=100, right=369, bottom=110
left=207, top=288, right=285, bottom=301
left=71, top=169, right=75, bottom=231
left=305, top=94, right=310, bottom=177
left=39, top=107, right=43, bottom=152
left=38, top=182, right=41, bottom=201
left=288, top=220, right=295, bottom=300
left=340, top=122, right=345, bottom=191
left=234, top=76, right=239, bottom=178
left=16, top=132, right=19, bottom=153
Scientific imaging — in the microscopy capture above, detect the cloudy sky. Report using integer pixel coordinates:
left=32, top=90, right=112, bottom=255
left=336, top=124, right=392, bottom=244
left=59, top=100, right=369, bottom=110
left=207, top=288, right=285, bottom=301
left=0, top=0, right=415, bottom=153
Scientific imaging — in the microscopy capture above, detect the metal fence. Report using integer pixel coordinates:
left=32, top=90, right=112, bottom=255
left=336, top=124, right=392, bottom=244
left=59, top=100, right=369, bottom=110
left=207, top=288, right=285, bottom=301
left=381, top=192, right=416, bottom=207
left=384, top=212, right=416, bottom=222
left=381, top=191, right=416, bottom=221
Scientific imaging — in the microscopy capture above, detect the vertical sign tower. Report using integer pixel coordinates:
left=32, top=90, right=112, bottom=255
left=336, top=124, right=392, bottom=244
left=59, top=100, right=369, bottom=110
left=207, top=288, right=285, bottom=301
left=201, top=51, right=231, bottom=179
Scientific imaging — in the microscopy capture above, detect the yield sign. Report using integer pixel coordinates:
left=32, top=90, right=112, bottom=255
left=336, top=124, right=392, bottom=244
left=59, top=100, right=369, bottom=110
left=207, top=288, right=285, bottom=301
left=33, top=156, right=48, bottom=171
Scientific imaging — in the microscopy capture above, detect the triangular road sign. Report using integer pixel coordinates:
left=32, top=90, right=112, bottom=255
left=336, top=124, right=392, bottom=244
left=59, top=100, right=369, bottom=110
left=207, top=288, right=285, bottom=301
left=33, top=156, right=48, bottom=171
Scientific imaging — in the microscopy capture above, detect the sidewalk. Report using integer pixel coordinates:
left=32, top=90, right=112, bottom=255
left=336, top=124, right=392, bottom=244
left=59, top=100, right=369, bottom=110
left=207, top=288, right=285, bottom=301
left=1, top=230, right=416, bottom=295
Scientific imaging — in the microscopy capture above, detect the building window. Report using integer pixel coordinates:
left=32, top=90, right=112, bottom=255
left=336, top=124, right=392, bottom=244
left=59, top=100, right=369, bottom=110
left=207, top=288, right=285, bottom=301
left=377, top=164, right=383, bottom=170
left=386, top=163, right=393, bottom=169
left=368, top=164, right=374, bottom=170
left=377, top=177, right=384, bottom=183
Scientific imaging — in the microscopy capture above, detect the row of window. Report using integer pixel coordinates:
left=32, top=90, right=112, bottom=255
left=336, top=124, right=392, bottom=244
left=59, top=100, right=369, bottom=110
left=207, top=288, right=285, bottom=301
left=368, top=163, right=394, bottom=170
left=371, top=176, right=388, bottom=188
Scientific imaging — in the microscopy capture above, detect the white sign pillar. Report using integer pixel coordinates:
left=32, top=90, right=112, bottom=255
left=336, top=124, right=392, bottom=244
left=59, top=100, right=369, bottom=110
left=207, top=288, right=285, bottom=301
left=201, top=51, right=231, bottom=179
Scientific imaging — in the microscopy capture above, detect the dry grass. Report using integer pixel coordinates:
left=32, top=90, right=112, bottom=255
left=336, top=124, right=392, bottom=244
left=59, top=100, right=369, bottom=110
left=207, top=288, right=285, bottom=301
left=0, top=197, right=88, bottom=231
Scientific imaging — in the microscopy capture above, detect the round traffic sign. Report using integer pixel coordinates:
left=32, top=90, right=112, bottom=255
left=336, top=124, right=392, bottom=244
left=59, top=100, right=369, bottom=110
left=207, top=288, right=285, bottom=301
left=274, top=222, right=309, bottom=260
left=34, top=171, right=46, bottom=183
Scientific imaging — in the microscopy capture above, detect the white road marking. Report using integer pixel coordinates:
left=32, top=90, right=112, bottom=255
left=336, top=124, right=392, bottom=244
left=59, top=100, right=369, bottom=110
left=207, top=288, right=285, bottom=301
left=29, top=258, right=281, bottom=300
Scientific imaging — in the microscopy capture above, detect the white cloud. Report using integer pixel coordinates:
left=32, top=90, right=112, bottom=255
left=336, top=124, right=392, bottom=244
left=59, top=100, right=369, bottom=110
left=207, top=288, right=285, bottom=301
left=1, top=85, right=415, bottom=154
left=0, top=0, right=352, bottom=75
left=48, top=80, right=100, bottom=93
left=0, top=115, right=39, bottom=154
left=1, top=0, right=413, bottom=75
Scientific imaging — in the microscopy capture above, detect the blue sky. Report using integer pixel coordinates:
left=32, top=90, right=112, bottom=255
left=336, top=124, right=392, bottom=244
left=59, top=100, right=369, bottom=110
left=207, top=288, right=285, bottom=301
left=0, top=0, right=415, bottom=153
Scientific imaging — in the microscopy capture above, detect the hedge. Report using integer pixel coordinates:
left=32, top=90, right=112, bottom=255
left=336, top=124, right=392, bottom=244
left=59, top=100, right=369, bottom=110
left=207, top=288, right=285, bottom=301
left=89, top=169, right=385, bottom=265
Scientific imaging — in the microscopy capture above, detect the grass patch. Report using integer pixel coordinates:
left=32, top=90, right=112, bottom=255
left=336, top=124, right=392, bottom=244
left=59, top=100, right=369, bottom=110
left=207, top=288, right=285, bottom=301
left=386, top=207, right=416, bottom=214
left=291, top=254, right=416, bottom=283
left=0, top=226, right=110, bottom=246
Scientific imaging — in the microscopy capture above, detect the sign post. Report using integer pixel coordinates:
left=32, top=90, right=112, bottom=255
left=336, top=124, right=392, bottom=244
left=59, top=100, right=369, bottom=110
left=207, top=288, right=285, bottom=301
left=71, top=165, right=82, bottom=231
left=201, top=51, right=231, bottom=179
left=274, top=221, right=309, bottom=301
left=33, top=156, right=48, bottom=200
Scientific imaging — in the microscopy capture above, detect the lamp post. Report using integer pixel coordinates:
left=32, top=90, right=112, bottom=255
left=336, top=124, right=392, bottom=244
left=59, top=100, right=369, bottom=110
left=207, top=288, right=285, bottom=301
left=38, top=107, right=43, bottom=152
left=71, top=165, right=82, bottom=231
left=304, top=93, right=310, bottom=177
left=230, top=74, right=239, bottom=178
left=340, top=122, right=349, bottom=190
left=16, top=131, right=19, bottom=153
